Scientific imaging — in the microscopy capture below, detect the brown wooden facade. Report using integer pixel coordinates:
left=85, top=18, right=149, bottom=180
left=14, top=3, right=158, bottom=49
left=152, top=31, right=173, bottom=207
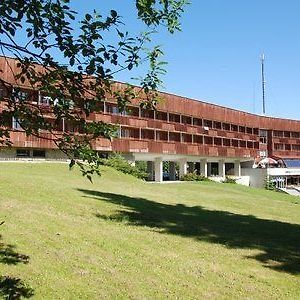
left=1, top=56, right=300, bottom=160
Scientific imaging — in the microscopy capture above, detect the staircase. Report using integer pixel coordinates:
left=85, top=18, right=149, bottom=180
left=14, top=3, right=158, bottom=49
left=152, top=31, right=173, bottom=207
left=278, top=187, right=300, bottom=197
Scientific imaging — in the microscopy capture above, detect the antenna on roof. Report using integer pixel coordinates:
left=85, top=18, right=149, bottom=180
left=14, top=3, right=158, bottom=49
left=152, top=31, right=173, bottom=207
left=260, top=53, right=266, bottom=115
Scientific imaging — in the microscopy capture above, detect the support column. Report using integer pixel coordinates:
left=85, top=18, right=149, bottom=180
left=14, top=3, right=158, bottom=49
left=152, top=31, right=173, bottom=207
left=200, top=159, right=208, bottom=177
left=147, top=161, right=154, bottom=181
left=179, top=158, right=188, bottom=179
left=234, top=160, right=241, bottom=177
left=219, top=160, right=225, bottom=177
left=169, top=161, right=176, bottom=181
left=154, top=158, right=163, bottom=182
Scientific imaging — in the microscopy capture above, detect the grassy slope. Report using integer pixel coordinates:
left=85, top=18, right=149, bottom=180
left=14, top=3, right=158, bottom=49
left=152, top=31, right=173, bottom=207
left=0, top=163, right=300, bottom=299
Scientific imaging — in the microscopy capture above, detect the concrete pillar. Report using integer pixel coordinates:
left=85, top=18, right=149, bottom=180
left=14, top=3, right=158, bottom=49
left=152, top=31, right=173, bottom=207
left=234, top=160, right=241, bottom=177
left=219, top=160, right=225, bottom=177
left=147, top=161, right=154, bottom=181
left=200, top=159, right=208, bottom=177
left=188, top=162, right=195, bottom=173
left=179, top=158, right=188, bottom=179
left=154, top=158, right=163, bottom=182
left=169, top=161, right=176, bottom=181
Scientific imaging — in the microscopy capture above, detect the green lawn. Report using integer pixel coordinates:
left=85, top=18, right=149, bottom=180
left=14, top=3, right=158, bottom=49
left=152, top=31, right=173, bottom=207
left=1, top=162, right=300, bottom=299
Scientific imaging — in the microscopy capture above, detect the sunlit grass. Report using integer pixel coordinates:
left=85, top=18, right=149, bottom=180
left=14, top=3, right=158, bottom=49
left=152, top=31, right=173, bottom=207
left=0, top=162, right=300, bottom=299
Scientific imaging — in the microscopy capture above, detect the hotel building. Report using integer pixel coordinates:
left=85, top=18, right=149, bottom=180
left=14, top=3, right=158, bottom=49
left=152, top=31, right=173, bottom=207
left=1, top=56, right=300, bottom=189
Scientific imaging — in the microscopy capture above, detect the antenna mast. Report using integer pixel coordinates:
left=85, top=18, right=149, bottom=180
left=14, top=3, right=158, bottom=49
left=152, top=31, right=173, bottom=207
left=261, top=54, right=266, bottom=115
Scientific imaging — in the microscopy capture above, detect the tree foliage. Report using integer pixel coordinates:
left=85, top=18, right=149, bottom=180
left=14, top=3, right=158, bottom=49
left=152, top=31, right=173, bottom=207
left=0, top=0, right=188, bottom=179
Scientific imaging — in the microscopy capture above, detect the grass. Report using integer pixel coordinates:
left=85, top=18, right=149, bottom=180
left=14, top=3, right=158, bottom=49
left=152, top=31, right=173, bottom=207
left=0, top=162, right=300, bottom=299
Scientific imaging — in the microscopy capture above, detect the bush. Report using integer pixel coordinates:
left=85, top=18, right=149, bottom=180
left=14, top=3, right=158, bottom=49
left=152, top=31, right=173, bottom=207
left=265, top=176, right=276, bottom=190
left=180, top=173, right=209, bottom=182
left=101, top=153, right=148, bottom=180
left=222, top=176, right=237, bottom=184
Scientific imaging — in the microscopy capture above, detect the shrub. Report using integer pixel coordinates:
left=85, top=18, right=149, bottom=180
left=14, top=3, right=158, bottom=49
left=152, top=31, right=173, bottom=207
left=180, top=173, right=209, bottom=182
left=222, top=176, right=237, bottom=184
left=101, top=153, right=148, bottom=180
left=264, top=176, right=276, bottom=190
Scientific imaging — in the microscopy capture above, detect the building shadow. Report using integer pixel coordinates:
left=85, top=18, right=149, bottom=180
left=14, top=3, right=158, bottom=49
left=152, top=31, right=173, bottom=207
left=78, top=189, right=300, bottom=275
left=0, top=235, right=34, bottom=299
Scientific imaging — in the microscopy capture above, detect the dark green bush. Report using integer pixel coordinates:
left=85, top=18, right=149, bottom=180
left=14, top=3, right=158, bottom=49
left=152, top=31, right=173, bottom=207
left=180, top=173, right=209, bottom=182
left=101, top=153, right=148, bottom=180
left=264, top=176, right=276, bottom=190
left=222, top=176, right=237, bottom=184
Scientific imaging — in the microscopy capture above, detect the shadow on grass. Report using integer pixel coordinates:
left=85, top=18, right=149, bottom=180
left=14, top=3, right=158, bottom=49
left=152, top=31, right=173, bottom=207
left=78, top=189, right=300, bottom=275
left=0, top=235, right=34, bottom=299
left=0, top=277, right=34, bottom=299
left=0, top=239, right=29, bottom=265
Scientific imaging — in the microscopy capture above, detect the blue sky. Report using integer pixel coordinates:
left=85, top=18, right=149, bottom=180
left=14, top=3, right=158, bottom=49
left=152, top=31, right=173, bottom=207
left=66, top=1, right=300, bottom=119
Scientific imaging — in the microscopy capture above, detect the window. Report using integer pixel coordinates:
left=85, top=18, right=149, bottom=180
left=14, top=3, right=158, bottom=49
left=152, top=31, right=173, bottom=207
left=214, top=137, right=222, bottom=146
left=121, top=127, right=139, bottom=139
left=203, top=119, right=212, bottom=128
left=239, top=126, right=246, bottom=133
left=121, top=128, right=130, bottom=138
left=292, top=145, right=300, bottom=151
left=193, top=135, right=203, bottom=144
left=259, top=129, right=268, bottom=144
left=16, top=149, right=30, bottom=157
left=193, top=118, right=202, bottom=126
left=232, top=139, right=239, bottom=147
left=33, top=150, right=46, bottom=157
left=141, top=129, right=154, bottom=140
left=39, top=95, right=51, bottom=106
left=141, top=109, right=154, bottom=119
left=274, top=143, right=284, bottom=151
left=222, top=123, right=230, bottom=131
left=204, top=136, right=213, bottom=145
left=127, top=106, right=139, bottom=117
left=181, top=116, right=192, bottom=125
left=213, top=121, right=222, bottom=130
left=273, top=131, right=283, bottom=138
left=231, top=124, right=238, bottom=132
left=169, top=132, right=181, bottom=142
left=156, top=111, right=168, bottom=121
left=246, top=127, right=253, bottom=134
left=291, top=132, right=300, bottom=139
left=156, top=131, right=168, bottom=141
left=239, top=140, right=246, bottom=148
left=12, top=117, right=22, bottom=130
left=223, top=138, right=231, bottom=146
left=169, top=113, right=180, bottom=123
left=247, top=141, right=253, bottom=148
left=182, top=134, right=192, bottom=143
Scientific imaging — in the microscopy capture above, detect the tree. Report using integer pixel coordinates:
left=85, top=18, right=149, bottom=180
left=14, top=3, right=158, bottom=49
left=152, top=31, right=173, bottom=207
left=0, top=0, right=188, bottom=180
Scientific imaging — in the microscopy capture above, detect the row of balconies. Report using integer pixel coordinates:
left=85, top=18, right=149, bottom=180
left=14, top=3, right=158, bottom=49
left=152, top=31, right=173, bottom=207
left=93, top=113, right=260, bottom=142
left=92, top=138, right=257, bottom=158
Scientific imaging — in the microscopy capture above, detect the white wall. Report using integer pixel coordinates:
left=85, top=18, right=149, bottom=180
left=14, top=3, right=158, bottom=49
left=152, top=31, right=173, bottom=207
left=241, top=168, right=267, bottom=188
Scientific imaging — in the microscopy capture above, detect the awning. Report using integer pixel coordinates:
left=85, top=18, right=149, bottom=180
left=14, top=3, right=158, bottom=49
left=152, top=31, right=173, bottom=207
left=282, top=159, right=300, bottom=168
